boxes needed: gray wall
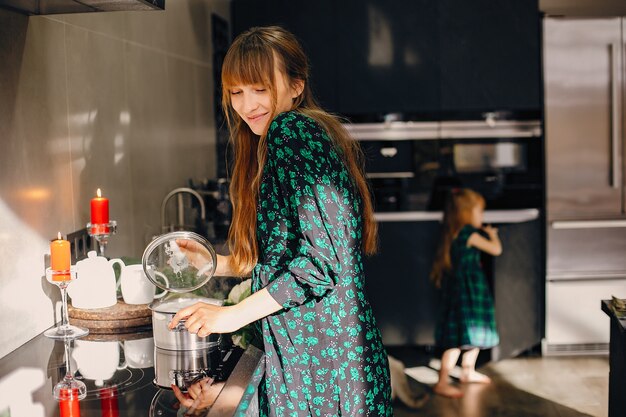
[0,0,230,358]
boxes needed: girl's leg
[433,348,463,398]
[460,348,491,384]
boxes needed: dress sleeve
[458,224,478,247]
[257,113,345,309]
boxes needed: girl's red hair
[430,188,485,288]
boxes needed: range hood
[0,0,164,15]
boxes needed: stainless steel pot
[149,296,222,351]
[153,345,221,390]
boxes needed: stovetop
[0,330,247,417]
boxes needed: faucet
[160,187,206,233]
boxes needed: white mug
[123,337,154,368]
[120,264,168,305]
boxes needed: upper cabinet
[438,0,542,114]
[336,0,440,115]
[231,0,542,119]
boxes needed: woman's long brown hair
[430,189,485,288]
[221,26,377,276]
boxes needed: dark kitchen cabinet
[438,0,542,113]
[336,0,440,115]
[364,218,542,359]
[231,0,541,117]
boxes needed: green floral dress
[252,111,392,416]
[435,225,499,350]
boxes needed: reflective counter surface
[0,328,263,417]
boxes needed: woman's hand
[175,239,233,277]
[168,302,243,337]
[171,377,214,415]
[168,288,283,338]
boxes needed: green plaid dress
[252,111,392,416]
[435,225,499,350]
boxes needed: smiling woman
[167,26,393,416]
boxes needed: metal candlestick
[86,220,117,257]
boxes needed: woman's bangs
[222,46,273,90]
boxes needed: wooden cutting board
[68,301,152,333]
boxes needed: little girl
[430,188,502,398]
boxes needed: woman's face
[229,65,303,135]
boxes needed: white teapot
[68,251,123,309]
[73,340,126,386]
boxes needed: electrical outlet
[66,228,92,263]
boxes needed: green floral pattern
[252,111,392,416]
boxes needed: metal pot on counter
[142,231,219,351]
[149,297,221,351]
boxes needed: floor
[388,347,609,417]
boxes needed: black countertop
[0,328,263,417]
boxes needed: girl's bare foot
[433,382,464,398]
[460,370,492,384]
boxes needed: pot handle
[170,320,188,332]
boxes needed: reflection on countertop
[0,329,263,417]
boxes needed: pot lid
[142,231,217,293]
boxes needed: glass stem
[63,338,73,380]
[59,283,70,330]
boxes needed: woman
[169,26,392,415]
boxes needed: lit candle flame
[96,188,102,198]
[57,231,62,240]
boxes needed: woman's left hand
[168,303,242,337]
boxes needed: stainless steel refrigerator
[544,17,626,355]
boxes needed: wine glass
[44,267,89,340]
[53,338,87,402]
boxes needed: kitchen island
[0,328,263,417]
[601,300,626,417]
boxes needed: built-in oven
[348,119,544,353]
[347,119,543,212]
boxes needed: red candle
[99,386,119,417]
[50,232,71,281]
[90,188,109,225]
[59,387,81,417]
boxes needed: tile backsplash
[0,1,229,358]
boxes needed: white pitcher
[69,251,122,309]
[119,264,168,305]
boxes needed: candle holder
[86,220,117,257]
[53,338,87,403]
[44,267,89,340]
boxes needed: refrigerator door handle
[609,42,622,189]
[551,219,626,229]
